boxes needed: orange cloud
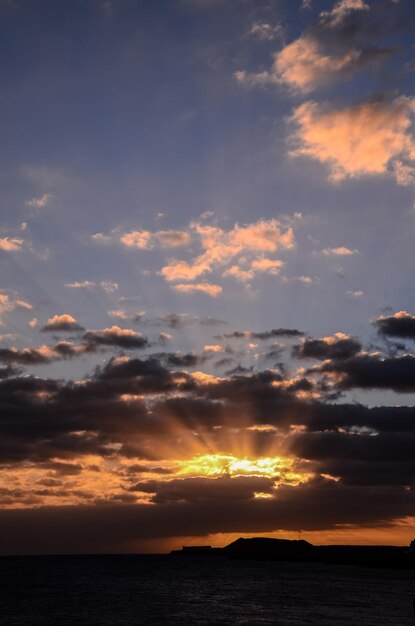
[42,314,83,332]
[161,219,293,286]
[289,97,415,183]
[320,0,369,27]
[0,237,24,252]
[119,229,190,250]
[172,283,223,297]
[245,36,363,93]
[120,230,153,249]
[0,294,32,324]
[322,246,359,256]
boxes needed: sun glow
[178,453,309,485]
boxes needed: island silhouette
[171,537,415,569]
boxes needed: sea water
[0,555,414,625]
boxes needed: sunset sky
[1,0,415,553]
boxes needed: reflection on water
[0,555,414,625]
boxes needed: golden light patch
[177,453,309,485]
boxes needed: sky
[0,0,415,554]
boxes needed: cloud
[315,353,415,392]
[120,230,153,249]
[223,258,284,283]
[161,219,294,287]
[204,344,226,353]
[0,344,81,366]
[289,97,415,183]
[155,230,191,247]
[0,482,413,553]
[155,313,225,329]
[25,193,53,209]
[393,161,415,186]
[119,229,190,249]
[1,312,415,549]
[94,219,294,295]
[293,333,362,360]
[249,22,283,42]
[374,311,415,339]
[172,283,223,297]
[0,237,24,252]
[236,0,393,94]
[82,326,149,350]
[237,37,363,93]
[41,314,84,332]
[322,246,359,256]
[0,294,32,324]
[65,280,96,289]
[218,328,304,341]
[320,0,369,28]
[130,475,275,504]
[100,281,118,293]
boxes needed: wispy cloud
[0,294,32,324]
[25,193,53,209]
[171,283,223,297]
[65,281,96,289]
[322,246,359,256]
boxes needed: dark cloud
[41,315,84,332]
[154,352,208,368]
[129,475,275,503]
[293,335,361,360]
[82,328,149,350]
[125,465,173,476]
[315,353,415,392]
[156,314,225,329]
[218,329,304,340]
[374,311,415,340]
[0,365,20,378]
[0,481,413,553]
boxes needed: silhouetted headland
[171,537,415,569]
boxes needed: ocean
[0,555,414,625]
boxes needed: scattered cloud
[65,281,96,289]
[172,283,223,297]
[82,326,149,350]
[0,237,24,252]
[289,97,415,183]
[155,313,225,329]
[218,328,304,341]
[374,311,415,339]
[120,229,190,249]
[0,294,32,324]
[100,281,118,294]
[25,193,53,209]
[236,37,367,93]
[41,314,84,332]
[322,246,359,256]
[294,332,361,360]
[249,22,283,42]
[108,309,145,322]
[320,0,369,28]
[160,219,294,290]
[236,1,392,94]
